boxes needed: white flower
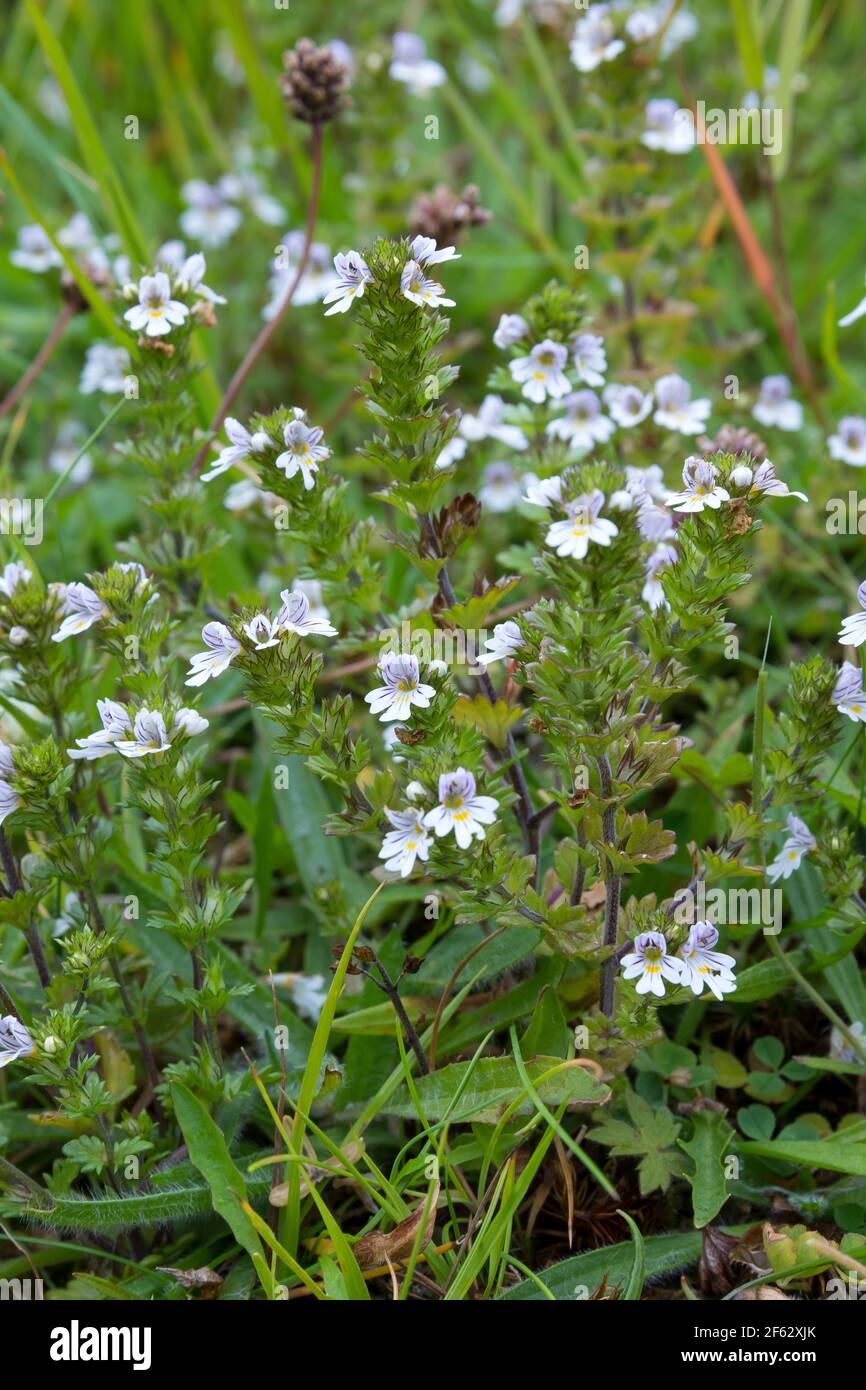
[570,5,625,72]
[405,780,426,801]
[184,622,241,687]
[510,339,571,404]
[365,653,435,723]
[0,743,16,780]
[224,480,270,512]
[11,224,63,273]
[409,235,460,268]
[124,272,190,338]
[0,562,30,598]
[493,313,528,349]
[839,274,866,329]
[603,382,653,428]
[766,814,817,882]
[68,698,131,760]
[479,461,523,512]
[653,374,711,434]
[829,416,866,467]
[322,250,373,315]
[620,931,681,998]
[276,589,338,637]
[459,395,528,451]
[80,342,130,394]
[546,389,615,450]
[275,410,330,490]
[610,463,670,511]
[477,620,522,666]
[642,542,677,612]
[423,768,498,849]
[677,922,737,1000]
[179,179,242,248]
[114,709,171,759]
[177,251,226,308]
[293,579,331,627]
[522,473,563,509]
[201,417,272,482]
[389,31,447,95]
[217,170,285,227]
[637,497,676,542]
[839,581,866,648]
[243,614,281,649]
[435,435,468,471]
[400,259,455,309]
[659,6,699,55]
[289,973,328,1022]
[545,490,619,559]
[833,661,866,723]
[572,332,607,387]
[173,707,209,738]
[0,1016,33,1068]
[666,457,729,513]
[0,780,19,828]
[641,98,696,154]
[52,582,107,642]
[730,460,808,503]
[49,421,92,487]
[379,807,432,877]
[625,9,660,43]
[265,236,339,317]
[752,374,803,432]
[8,626,29,647]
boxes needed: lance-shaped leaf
[451,694,523,749]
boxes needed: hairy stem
[597,754,621,1017]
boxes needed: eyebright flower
[610,464,670,512]
[114,709,172,759]
[10,224,63,274]
[423,768,498,848]
[479,461,523,512]
[293,578,331,627]
[275,409,330,490]
[833,661,866,723]
[766,814,817,882]
[52,582,107,642]
[124,271,190,338]
[176,251,226,310]
[729,459,808,502]
[276,588,338,637]
[570,4,625,72]
[243,614,282,650]
[477,620,522,666]
[378,807,432,877]
[179,179,242,248]
[322,250,373,315]
[677,923,737,1000]
[202,417,272,482]
[365,653,435,723]
[80,342,130,395]
[571,332,607,387]
[666,457,730,513]
[493,313,528,349]
[637,496,676,542]
[546,390,614,450]
[642,542,677,612]
[0,1016,34,1068]
[185,622,242,687]
[389,31,447,95]
[522,473,563,508]
[0,561,31,598]
[625,8,660,43]
[400,259,455,310]
[641,98,696,154]
[839,274,866,328]
[653,374,711,435]
[409,235,460,268]
[828,416,866,467]
[173,707,209,738]
[265,234,339,318]
[838,581,866,648]
[281,973,328,1022]
[603,382,653,428]
[509,339,571,404]
[545,490,619,559]
[68,699,131,760]
[620,931,681,998]
[459,395,528,451]
[752,374,803,432]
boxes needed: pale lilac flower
[49,421,92,486]
[642,542,677,612]
[293,579,331,628]
[610,464,670,511]
[435,435,468,471]
[459,395,528,451]
[243,614,281,650]
[0,1016,33,1068]
[477,620,522,666]
[766,814,816,883]
[288,973,328,1021]
[677,923,737,1000]
[123,272,189,338]
[114,709,171,759]
[637,497,677,542]
[173,707,209,738]
[275,410,330,490]
[838,581,866,648]
[479,461,523,512]
[52,583,107,642]
[752,375,803,432]
[217,170,285,227]
[666,457,729,513]
[545,490,619,559]
[223,480,269,512]
[11,224,63,274]
[546,390,614,450]
[389,31,447,95]
[276,589,337,637]
[660,6,699,55]
[833,661,866,723]
[572,332,607,387]
[839,275,866,329]
[0,743,16,778]
[184,622,241,687]
[625,9,660,43]
[179,179,242,248]
[729,459,808,502]
[0,562,30,598]
[522,473,563,508]
[493,313,528,349]
[641,98,696,154]
[155,239,188,272]
[0,781,19,827]
[365,653,435,723]
[322,250,373,315]
[400,259,455,310]
[265,235,338,317]
[378,807,432,877]
[603,382,653,428]
[8,627,29,647]
[201,417,272,482]
[405,780,426,801]
[653,374,710,434]
[409,235,460,268]
[620,931,681,998]
[80,342,130,395]
[510,339,571,404]
[570,4,625,72]
[68,699,131,761]
[423,768,498,849]
[828,417,866,467]
[177,251,226,307]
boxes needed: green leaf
[679,1110,734,1228]
[384,1054,608,1125]
[171,1082,264,1265]
[520,986,571,1059]
[589,1091,681,1195]
[451,694,523,750]
[737,1103,776,1140]
[618,1209,646,1301]
[739,1137,866,1178]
